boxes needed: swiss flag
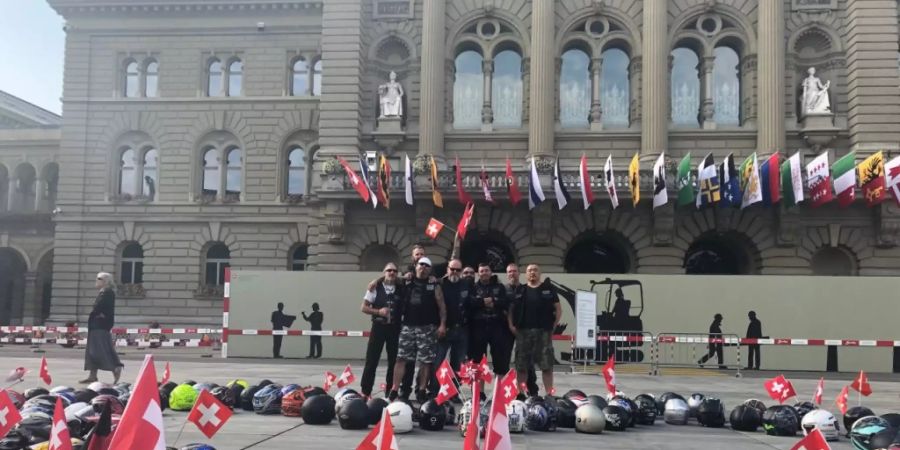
[601,355,616,397]
[324,371,337,392]
[434,359,459,406]
[835,385,849,415]
[424,218,444,240]
[764,374,797,404]
[357,407,398,450]
[107,354,166,450]
[188,389,233,439]
[160,362,171,385]
[0,389,23,442]
[49,397,72,450]
[458,361,476,385]
[456,156,474,205]
[484,371,518,450]
[790,428,832,450]
[478,355,494,384]
[337,365,356,388]
[339,157,372,204]
[456,203,475,240]
[463,381,481,450]
[813,377,824,406]
[39,356,52,386]
[849,370,872,396]
[505,158,522,206]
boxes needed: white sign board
[575,290,597,349]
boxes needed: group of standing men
[360,245,562,403]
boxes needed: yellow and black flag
[430,156,443,208]
[377,153,391,209]
[857,151,885,207]
[628,153,640,207]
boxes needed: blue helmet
[252,384,284,415]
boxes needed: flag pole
[172,419,189,447]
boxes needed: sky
[0,1,65,114]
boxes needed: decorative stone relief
[652,204,675,246]
[531,203,552,246]
[372,0,413,20]
[775,206,801,247]
[875,202,900,248]
[324,201,345,243]
[792,0,838,11]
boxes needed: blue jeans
[428,325,468,395]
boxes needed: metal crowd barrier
[0,326,221,356]
[654,332,743,377]
[569,330,655,375]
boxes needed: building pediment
[0,91,61,130]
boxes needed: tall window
[601,48,630,128]
[208,60,224,97]
[453,50,484,129]
[204,243,230,286]
[120,243,144,285]
[312,60,322,96]
[142,149,158,200]
[119,148,137,195]
[124,61,140,98]
[492,50,523,127]
[292,58,308,96]
[291,245,308,271]
[202,148,219,195]
[713,46,740,126]
[225,148,242,194]
[560,48,591,128]
[145,60,159,98]
[671,47,700,127]
[287,147,306,196]
[228,59,243,96]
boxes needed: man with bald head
[428,258,473,400]
[505,263,540,397]
[509,264,561,396]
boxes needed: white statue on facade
[378,71,404,118]
[801,67,831,116]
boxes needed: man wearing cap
[388,256,447,403]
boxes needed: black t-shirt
[511,281,559,330]
[402,278,440,327]
[520,286,544,329]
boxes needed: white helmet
[801,409,841,441]
[387,401,414,434]
[457,400,474,437]
[575,404,606,434]
[335,392,362,414]
[506,400,527,433]
[64,402,89,422]
[664,398,690,425]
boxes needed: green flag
[676,153,694,206]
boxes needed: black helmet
[301,394,336,425]
[763,405,799,436]
[525,403,550,431]
[563,389,588,407]
[0,430,29,450]
[602,405,628,431]
[305,387,327,398]
[657,392,684,415]
[730,405,763,432]
[881,413,900,429]
[697,398,726,428]
[338,398,371,430]
[524,396,544,409]
[210,386,236,409]
[252,384,284,415]
[418,400,447,431]
[228,385,245,406]
[158,389,169,412]
[850,416,895,450]
[609,397,635,427]
[743,399,768,416]
[556,398,577,428]
[367,397,389,426]
[542,396,559,432]
[193,383,218,394]
[73,389,97,404]
[24,388,49,400]
[633,395,658,425]
[794,401,818,426]
[258,379,274,388]
[182,380,197,386]
[97,388,119,397]
[240,385,261,411]
[585,395,608,410]
[844,406,876,436]
[160,382,179,396]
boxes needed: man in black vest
[360,262,404,398]
[468,262,510,393]
[509,264,560,396]
[505,263,541,397]
[428,258,472,400]
[388,257,447,403]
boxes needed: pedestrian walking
[80,272,124,384]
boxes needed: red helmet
[5,390,26,409]
[91,394,125,415]
[281,389,309,417]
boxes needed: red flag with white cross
[434,359,459,406]
[356,408,398,450]
[337,365,356,389]
[107,355,166,450]
[484,371,518,450]
[849,370,872,396]
[790,428,831,450]
[835,385,849,415]
[764,374,797,404]
[39,356,52,386]
[478,355,494,384]
[0,390,23,443]
[188,389,233,439]
[456,203,475,239]
[424,218,444,240]
[49,397,72,450]
[160,362,171,385]
[339,157,372,204]
[602,355,616,397]
[813,377,824,406]
[324,371,337,392]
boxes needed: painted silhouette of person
[271,302,296,358]
[697,313,725,369]
[302,303,324,358]
[745,311,763,370]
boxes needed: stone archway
[0,248,27,325]
[36,250,54,324]
[811,246,857,276]
[360,244,401,272]
[460,231,516,273]
[564,232,634,274]
[684,232,758,275]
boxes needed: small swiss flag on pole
[48,397,72,450]
[424,218,444,240]
[337,365,356,389]
[323,371,337,392]
[601,354,616,397]
[764,374,797,404]
[39,356,52,386]
[477,355,494,384]
[356,407,398,450]
[434,359,459,406]
[187,389,233,439]
[160,362,171,385]
[835,385,849,415]
[0,388,23,440]
[789,428,831,450]
[813,377,824,406]
[849,370,872,397]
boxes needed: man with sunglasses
[427,258,473,401]
[360,262,404,398]
[468,262,511,395]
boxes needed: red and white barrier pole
[222,267,231,358]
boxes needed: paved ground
[2,348,898,450]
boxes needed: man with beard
[505,263,540,397]
[427,258,472,400]
[360,262,404,398]
[509,264,561,396]
[468,263,510,395]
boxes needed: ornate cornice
[48,0,322,17]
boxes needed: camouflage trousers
[514,328,554,372]
[398,325,438,364]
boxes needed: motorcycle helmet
[4,390,26,409]
[743,399,768,416]
[457,400,474,437]
[96,387,119,397]
[525,403,550,431]
[160,382,178,396]
[795,401,818,428]
[50,386,74,394]
[556,397,578,428]
[387,401,413,434]
[367,397,389,426]
[524,396,544,408]
[86,382,110,394]
[657,392,685,415]
[226,379,249,390]
[418,400,446,431]
[881,413,900,429]
[73,389,97,405]
[281,389,307,417]
[210,386,236,409]
[180,445,216,450]
[542,395,559,431]
[91,394,125,416]
[730,404,763,432]
[16,412,52,443]
[182,380,198,386]
[802,409,841,441]
[602,405,628,431]
[845,406,876,437]
[117,390,131,408]
[575,404,606,434]
[252,384,284,415]
[687,393,705,418]
[301,394,336,425]
[478,400,492,435]
[22,397,55,415]
[257,379,273,388]
[170,384,199,411]
[193,383,217,394]
[24,388,49,400]
[608,397,634,428]
[849,416,895,450]
[634,395,658,425]
[0,430,29,450]
[280,384,301,396]
[305,387,327,398]
[664,398,690,425]
[763,405,800,436]
[586,395,607,410]
[506,400,527,433]
[158,389,170,412]
[339,398,371,430]
[240,385,261,411]
[697,397,726,428]
[564,389,588,406]
[336,392,363,415]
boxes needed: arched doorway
[811,246,857,276]
[36,250,54,324]
[460,232,515,273]
[684,232,757,275]
[360,244,400,271]
[0,248,27,325]
[564,233,633,274]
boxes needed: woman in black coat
[80,272,124,384]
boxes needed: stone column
[418,0,445,156]
[641,0,668,153]
[481,59,494,130]
[589,57,603,130]
[629,56,642,128]
[34,176,43,212]
[700,56,716,129]
[21,272,38,325]
[527,0,555,157]
[7,178,15,211]
[757,0,786,152]
[741,54,758,127]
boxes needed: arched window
[202,148,219,195]
[671,47,701,127]
[39,163,59,211]
[120,243,144,285]
[684,233,755,275]
[291,58,308,96]
[291,245,308,271]
[208,60,224,97]
[360,244,400,271]
[565,236,631,274]
[225,148,242,194]
[492,50,522,128]
[601,48,631,128]
[460,233,514,273]
[142,149,158,200]
[560,48,591,128]
[312,60,322,96]
[713,46,740,126]
[204,243,230,286]
[228,59,243,96]
[145,60,159,98]
[119,148,137,196]
[453,50,484,129]
[287,147,306,196]
[124,61,140,98]
[811,247,857,276]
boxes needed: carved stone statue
[801,67,831,116]
[378,71,404,118]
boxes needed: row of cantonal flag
[337,150,900,212]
